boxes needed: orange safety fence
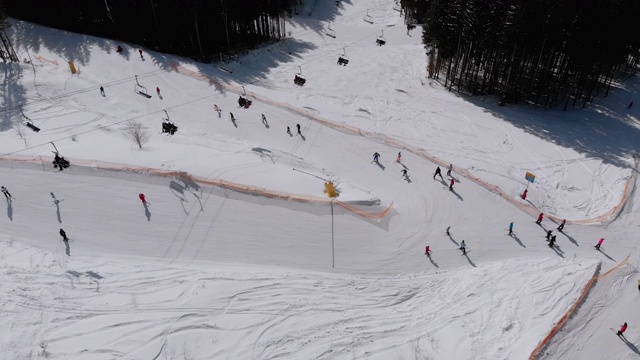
[528,255,630,360]
[168,61,636,226]
[34,55,59,65]
[0,155,394,221]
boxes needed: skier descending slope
[139,193,149,205]
[459,240,467,255]
[1,186,12,201]
[508,222,514,236]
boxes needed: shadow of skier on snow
[143,203,151,221]
[462,252,476,267]
[64,240,71,256]
[447,233,459,246]
[374,161,385,171]
[6,201,12,221]
[55,201,62,223]
[560,231,579,246]
[450,188,463,201]
[426,254,439,268]
[550,244,564,258]
[510,234,526,248]
[622,337,640,355]
[597,248,616,262]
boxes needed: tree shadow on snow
[0,64,27,132]
[290,0,353,34]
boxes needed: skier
[261,114,267,124]
[595,238,604,250]
[59,228,69,241]
[100,86,105,96]
[230,112,235,122]
[449,178,455,190]
[1,186,11,201]
[287,126,292,135]
[139,49,144,59]
[296,123,301,135]
[546,229,553,240]
[548,235,556,248]
[536,213,544,224]
[139,193,147,205]
[156,87,161,96]
[447,164,453,177]
[459,240,467,255]
[508,222,514,236]
[521,189,528,200]
[557,219,566,231]
[373,152,381,162]
[628,101,634,109]
[401,169,408,178]
[617,322,628,337]
[446,226,451,236]
[425,245,431,256]
[396,152,402,163]
[433,166,442,179]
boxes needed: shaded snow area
[1,0,640,359]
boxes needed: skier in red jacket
[449,178,455,190]
[425,246,431,255]
[536,213,544,224]
[617,322,628,336]
[139,193,147,205]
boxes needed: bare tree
[123,120,149,149]
[13,123,28,147]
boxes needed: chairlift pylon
[134,75,152,99]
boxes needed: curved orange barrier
[528,255,630,359]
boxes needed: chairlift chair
[376,30,386,46]
[363,9,374,24]
[325,22,336,38]
[393,1,402,12]
[134,75,152,99]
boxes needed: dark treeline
[400,0,640,109]
[4,0,300,61]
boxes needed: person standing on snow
[100,86,105,96]
[296,123,302,135]
[59,228,69,241]
[536,213,544,224]
[139,49,144,60]
[546,229,553,240]
[425,245,431,256]
[557,219,566,231]
[548,235,556,248]
[508,222,514,236]
[287,126,292,135]
[1,186,12,201]
[459,240,467,254]
[618,322,628,337]
[447,164,453,177]
[156,87,161,96]
[139,193,147,205]
[433,166,442,179]
[373,152,380,162]
[449,178,455,190]
[396,152,402,163]
[595,238,604,250]
[401,169,408,178]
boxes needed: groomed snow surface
[1,0,640,359]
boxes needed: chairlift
[376,30,386,46]
[161,110,178,135]
[393,1,402,12]
[325,22,336,38]
[363,9,374,24]
[134,75,152,99]
[50,142,70,171]
[337,48,349,66]
[18,105,41,132]
[294,66,306,86]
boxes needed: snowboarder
[59,228,68,241]
[508,222,514,236]
[449,178,455,190]
[536,213,544,224]
[296,123,301,135]
[447,164,453,177]
[401,169,408,178]
[139,193,147,205]
[287,126,292,135]
[139,49,144,60]
[1,186,11,201]
[595,238,604,250]
[446,226,451,236]
[459,240,467,254]
[433,166,442,179]
[548,235,556,248]
[617,322,628,336]
[425,245,431,255]
[373,152,380,162]
[628,101,634,109]
[396,152,402,163]
[546,229,553,240]
[100,86,105,96]
[557,219,566,231]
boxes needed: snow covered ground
[1,0,640,359]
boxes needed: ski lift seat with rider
[376,30,386,46]
[337,47,349,66]
[50,142,70,171]
[238,96,252,108]
[160,110,178,135]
